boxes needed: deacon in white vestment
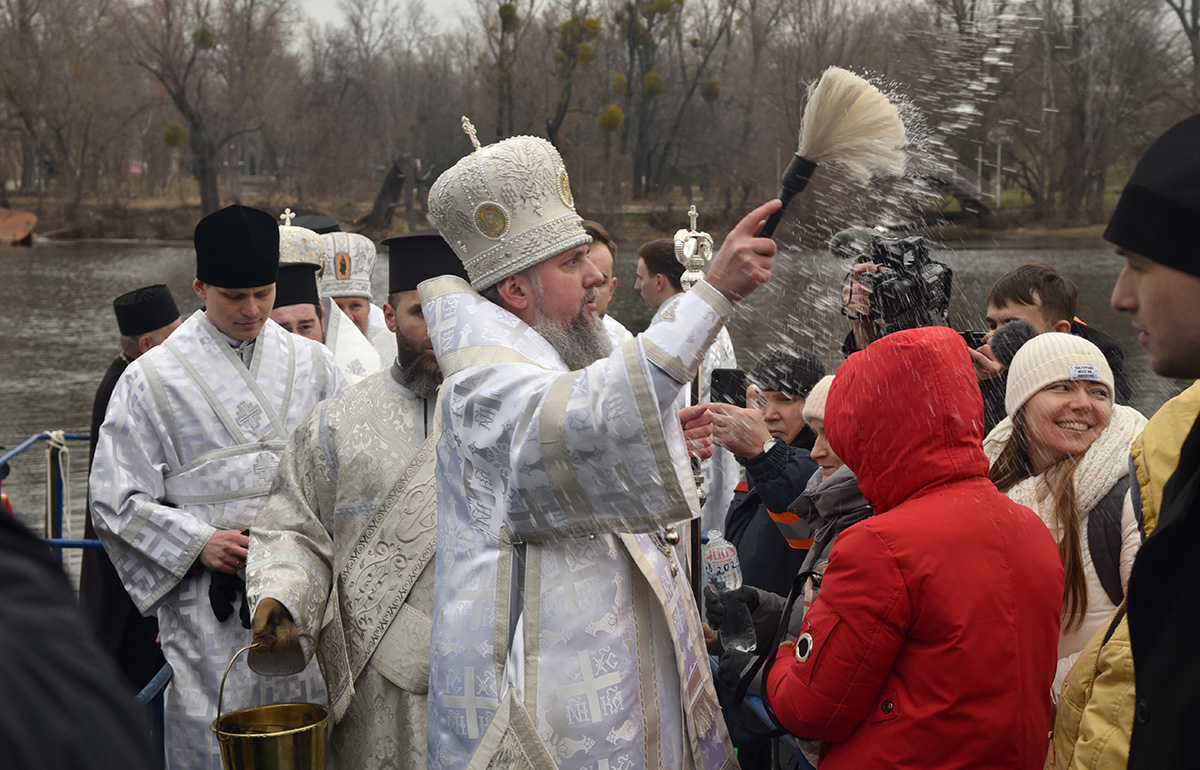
[90,205,345,770]
[422,124,782,770]
[246,230,469,770]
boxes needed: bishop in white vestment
[90,205,345,770]
[421,125,780,770]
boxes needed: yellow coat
[1045,381,1200,769]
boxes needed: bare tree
[1164,0,1200,107]
[116,0,295,214]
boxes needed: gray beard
[532,309,612,370]
[529,278,612,370]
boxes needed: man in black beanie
[245,230,467,768]
[80,284,180,693]
[1101,114,1200,769]
[89,204,345,770]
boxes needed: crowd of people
[4,112,1200,770]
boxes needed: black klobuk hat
[194,205,280,288]
[382,229,469,294]
[113,284,180,336]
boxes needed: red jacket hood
[826,327,988,513]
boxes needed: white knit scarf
[983,404,1148,535]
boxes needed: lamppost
[989,126,1013,205]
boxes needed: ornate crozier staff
[673,204,715,605]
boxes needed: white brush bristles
[797,67,908,184]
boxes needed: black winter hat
[273,263,321,309]
[291,215,340,234]
[383,229,469,294]
[112,284,180,336]
[1104,114,1200,278]
[194,205,280,288]
[749,344,826,398]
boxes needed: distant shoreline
[7,197,1113,248]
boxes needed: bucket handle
[217,632,330,727]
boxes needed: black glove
[716,648,756,692]
[704,585,761,630]
[209,571,251,629]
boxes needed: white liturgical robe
[247,363,439,770]
[90,310,345,770]
[419,275,739,770]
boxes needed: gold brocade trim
[494,528,515,688]
[622,343,692,515]
[439,346,542,377]
[690,279,734,320]
[539,373,593,515]
[631,572,664,770]
[642,338,691,385]
[417,273,470,302]
[464,689,557,770]
[523,543,542,720]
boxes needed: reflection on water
[0,237,1188,557]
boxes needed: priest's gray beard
[396,334,442,400]
[530,278,612,370]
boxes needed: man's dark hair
[582,220,618,265]
[987,263,1078,324]
[636,238,684,292]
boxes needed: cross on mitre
[280,208,295,226]
[462,117,481,150]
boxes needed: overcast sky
[297,0,473,30]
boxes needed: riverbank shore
[6,195,1112,246]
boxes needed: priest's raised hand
[703,198,782,303]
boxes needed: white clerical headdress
[277,210,324,267]
[319,232,378,299]
[427,117,590,290]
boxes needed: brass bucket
[211,633,330,770]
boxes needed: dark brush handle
[758,154,818,239]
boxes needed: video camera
[832,228,953,337]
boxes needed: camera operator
[971,263,1132,430]
[838,235,1132,432]
[834,227,953,354]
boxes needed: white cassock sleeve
[90,370,217,616]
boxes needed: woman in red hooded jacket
[765,326,1064,769]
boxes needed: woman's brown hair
[988,411,1087,632]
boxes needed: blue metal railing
[0,431,98,553]
[137,663,174,767]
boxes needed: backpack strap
[1088,475,1132,607]
[1102,601,1127,646]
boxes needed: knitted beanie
[1104,113,1200,278]
[802,375,835,423]
[1005,332,1114,416]
[749,345,826,399]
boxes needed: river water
[0,237,1188,579]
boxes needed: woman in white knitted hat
[984,331,1147,697]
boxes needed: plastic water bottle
[703,530,743,592]
[703,531,756,653]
